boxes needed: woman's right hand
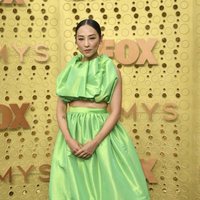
[66,137,82,155]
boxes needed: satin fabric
[56,54,118,103]
[49,107,150,200]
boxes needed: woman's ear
[100,34,104,43]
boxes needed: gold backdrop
[0,0,199,199]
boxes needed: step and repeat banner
[0,0,200,199]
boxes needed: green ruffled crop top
[56,54,118,103]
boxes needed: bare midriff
[69,100,108,108]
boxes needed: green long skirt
[49,107,150,200]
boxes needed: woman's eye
[78,38,84,41]
[90,37,96,40]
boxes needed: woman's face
[76,24,101,61]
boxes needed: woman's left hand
[74,140,98,159]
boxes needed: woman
[49,19,150,200]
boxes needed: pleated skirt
[49,107,150,200]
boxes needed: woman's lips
[84,49,91,53]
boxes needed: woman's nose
[84,39,89,47]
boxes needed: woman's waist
[68,100,108,109]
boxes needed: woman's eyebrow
[77,34,97,37]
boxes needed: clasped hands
[67,137,98,159]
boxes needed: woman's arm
[56,97,71,141]
[74,68,122,158]
[56,97,82,153]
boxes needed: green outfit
[49,54,150,200]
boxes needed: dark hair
[75,19,102,38]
